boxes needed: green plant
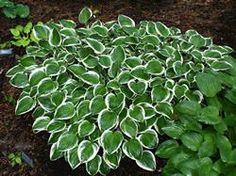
[0,0,29,19]
[7,152,22,167]
[10,22,38,47]
[4,93,16,105]
[6,7,236,175]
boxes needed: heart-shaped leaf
[120,117,138,138]
[15,96,36,115]
[57,132,78,151]
[128,80,147,95]
[101,130,124,154]
[136,151,156,171]
[78,120,96,137]
[138,129,159,149]
[122,139,143,159]
[78,140,99,163]
[86,155,102,175]
[98,109,118,131]
[195,72,221,97]
[54,102,75,120]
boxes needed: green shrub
[6,7,236,175]
[0,0,29,19]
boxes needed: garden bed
[0,0,236,175]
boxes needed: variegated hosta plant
[6,7,236,175]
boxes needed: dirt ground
[0,0,236,175]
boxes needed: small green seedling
[7,152,22,167]
[10,22,38,47]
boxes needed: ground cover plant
[0,0,29,19]
[6,7,236,176]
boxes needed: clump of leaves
[6,7,236,175]
[10,22,38,47]
[7,152,22,167]
[0,0,29,19]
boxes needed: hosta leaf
[128,105,145,122]
[15,96,36,115]
[162,124,185,139]
[125,56,142,68]
[50,143,63,161]
[47,119,66,133]
[20,56,36,68]
[156,140,179,158]
[103,150,122,169]
[86,155,102,175]
[175,100,201,116]
[198,134,215,158]
[195,72,221,97]
[128,80,147,95]
[99,159,111,175]
[57,132,78,151]
[98,109,118,131]
[86,38,105,54]
[90,95,106,115]
[146,59,164,75]
[156,22,170,38]
[120,117,138,138]
[111,46,126,63]
[37,78,58,95]
[29,69,47,86]
[68,147,80,169]
[198,106,221,125]
[79,7,92,24]
[32,116,50,133]
[211,60,232,71]
[123,139,143,159]
[118,71,132,84]
[138,129,159,149]
[77,100,90,119]
[180,132,203,151]
[10,72,28,88]
[93,84,107,96]
[189,34,206,47]
[151,85,170,103]
[216,134,232,162]
[92,25,108,37]
[98,55,112,68]
[105,92,125,111]
[142,35,160,45]
[198,157,213,176]
[81,71,100,85]
[54,102,75,120]
[60,19,77,28]
[78,140,99,163]
[204,50,221,58]
[49,28,61,46]
[83,55,98,68]
[118,15,135,27]
[101,130,123,154]
[78,120,96,137]
[51,91,65,106]
[68,64,86,78]
[15,4,29,18]
[6,65,25,77]
[33,25,49,40]
[155,102,173,118]
[136,150,156,171]
[131,66,149,80]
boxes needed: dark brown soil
[0,0,235,176]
